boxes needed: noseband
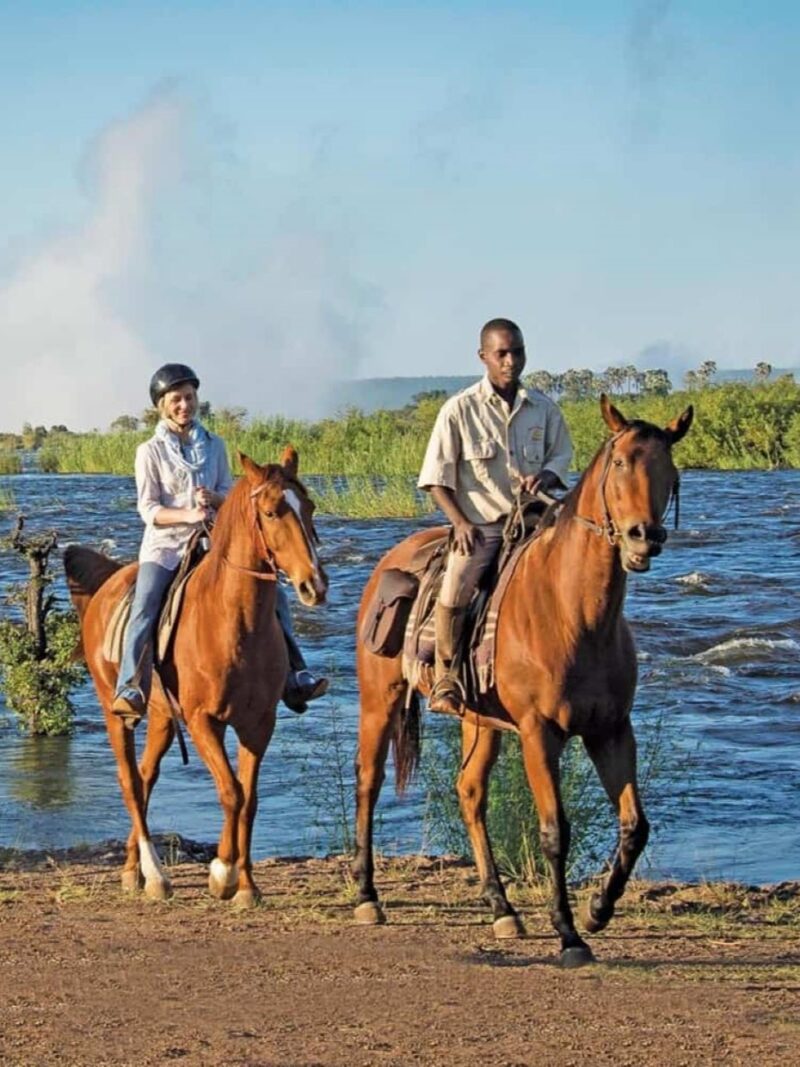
[573,431,681,546]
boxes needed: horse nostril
[628,523,647,543]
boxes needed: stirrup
[111,694,146,729]
[429,676,466,716]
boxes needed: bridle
[221,480,280,581]
[572,430,681,546]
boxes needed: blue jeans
[116,567,307,705]
[115,562,174,705]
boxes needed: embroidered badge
[529,426,544,441]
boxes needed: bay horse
[352,395,693,966]
[65,448,327,907]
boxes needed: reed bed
[310,476,434,518]
[32,379,800,486]
[0,451,22,475]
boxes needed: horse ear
[600,393,628,433]
[280,445,299,478]
[665,405,694,445]
[238,451,263,484]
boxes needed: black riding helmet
[149,363,200,406]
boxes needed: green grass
[0,451,21,475]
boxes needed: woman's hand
[186,505,209,525]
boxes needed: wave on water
[693,636,800,667]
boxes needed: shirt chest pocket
[463,439,497,463]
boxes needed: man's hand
[520,469,563,496]
[452,520,484,556]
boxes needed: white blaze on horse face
[284,487,325,592]
[139,837,165,884]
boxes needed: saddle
[362,494,561,708]
[102,529,209,668]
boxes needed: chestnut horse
[65,448,327,907]
[352,396,692,965]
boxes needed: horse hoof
[144,878,173,902]
[209,858,239,900]
[354,900,386,925]
[120,867,143,893]
[560,944,595,969]
[493,914,526,940]
[232,888,261,910]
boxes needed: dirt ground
[0,839,798,1066]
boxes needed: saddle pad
[102,586,134,664]
[101,570,194,667]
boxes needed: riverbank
[1,840,798,1066]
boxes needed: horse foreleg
[105,710,172,900]
[123,714,175,893]
[351,683,401,925]
[456,722,525,939]
[520,719,594,967]
[583,720,649,934]
[232,723,273,909]
[188,713,243,900]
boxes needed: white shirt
[135,428,233,569]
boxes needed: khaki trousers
[438,520,505,609]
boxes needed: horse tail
[392,687,421,795]
[63,546,124,645]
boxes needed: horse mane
[203,465,284,584]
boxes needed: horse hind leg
[352,674,407,925]
[582,720,650,934]
[456,721,525,939]
[122,713,176,894]
[105,709,172,901]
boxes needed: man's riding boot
[429,603,469,716]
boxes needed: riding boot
[429,603,469,716]
[279,610,328,714]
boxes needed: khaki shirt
[418,375,573,525]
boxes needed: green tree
[754,361,772,383]
[110,414,140,432]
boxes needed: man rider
[418,318,573,715]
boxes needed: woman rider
[111,363,328,726]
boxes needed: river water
[0,470,798,884]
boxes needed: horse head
[593,394,693,573]
[238,449,328,605]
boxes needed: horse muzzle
[620,523,667,573]
[296,573,328,607]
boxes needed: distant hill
[326,368,798,415]
[327,376,478,414]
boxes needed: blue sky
[1,1,798,428]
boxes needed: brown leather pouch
[361,568,419,657]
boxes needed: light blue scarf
[155,419,211,492]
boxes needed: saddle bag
[361,568,419,657]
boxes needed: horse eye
[613,458,625,469]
